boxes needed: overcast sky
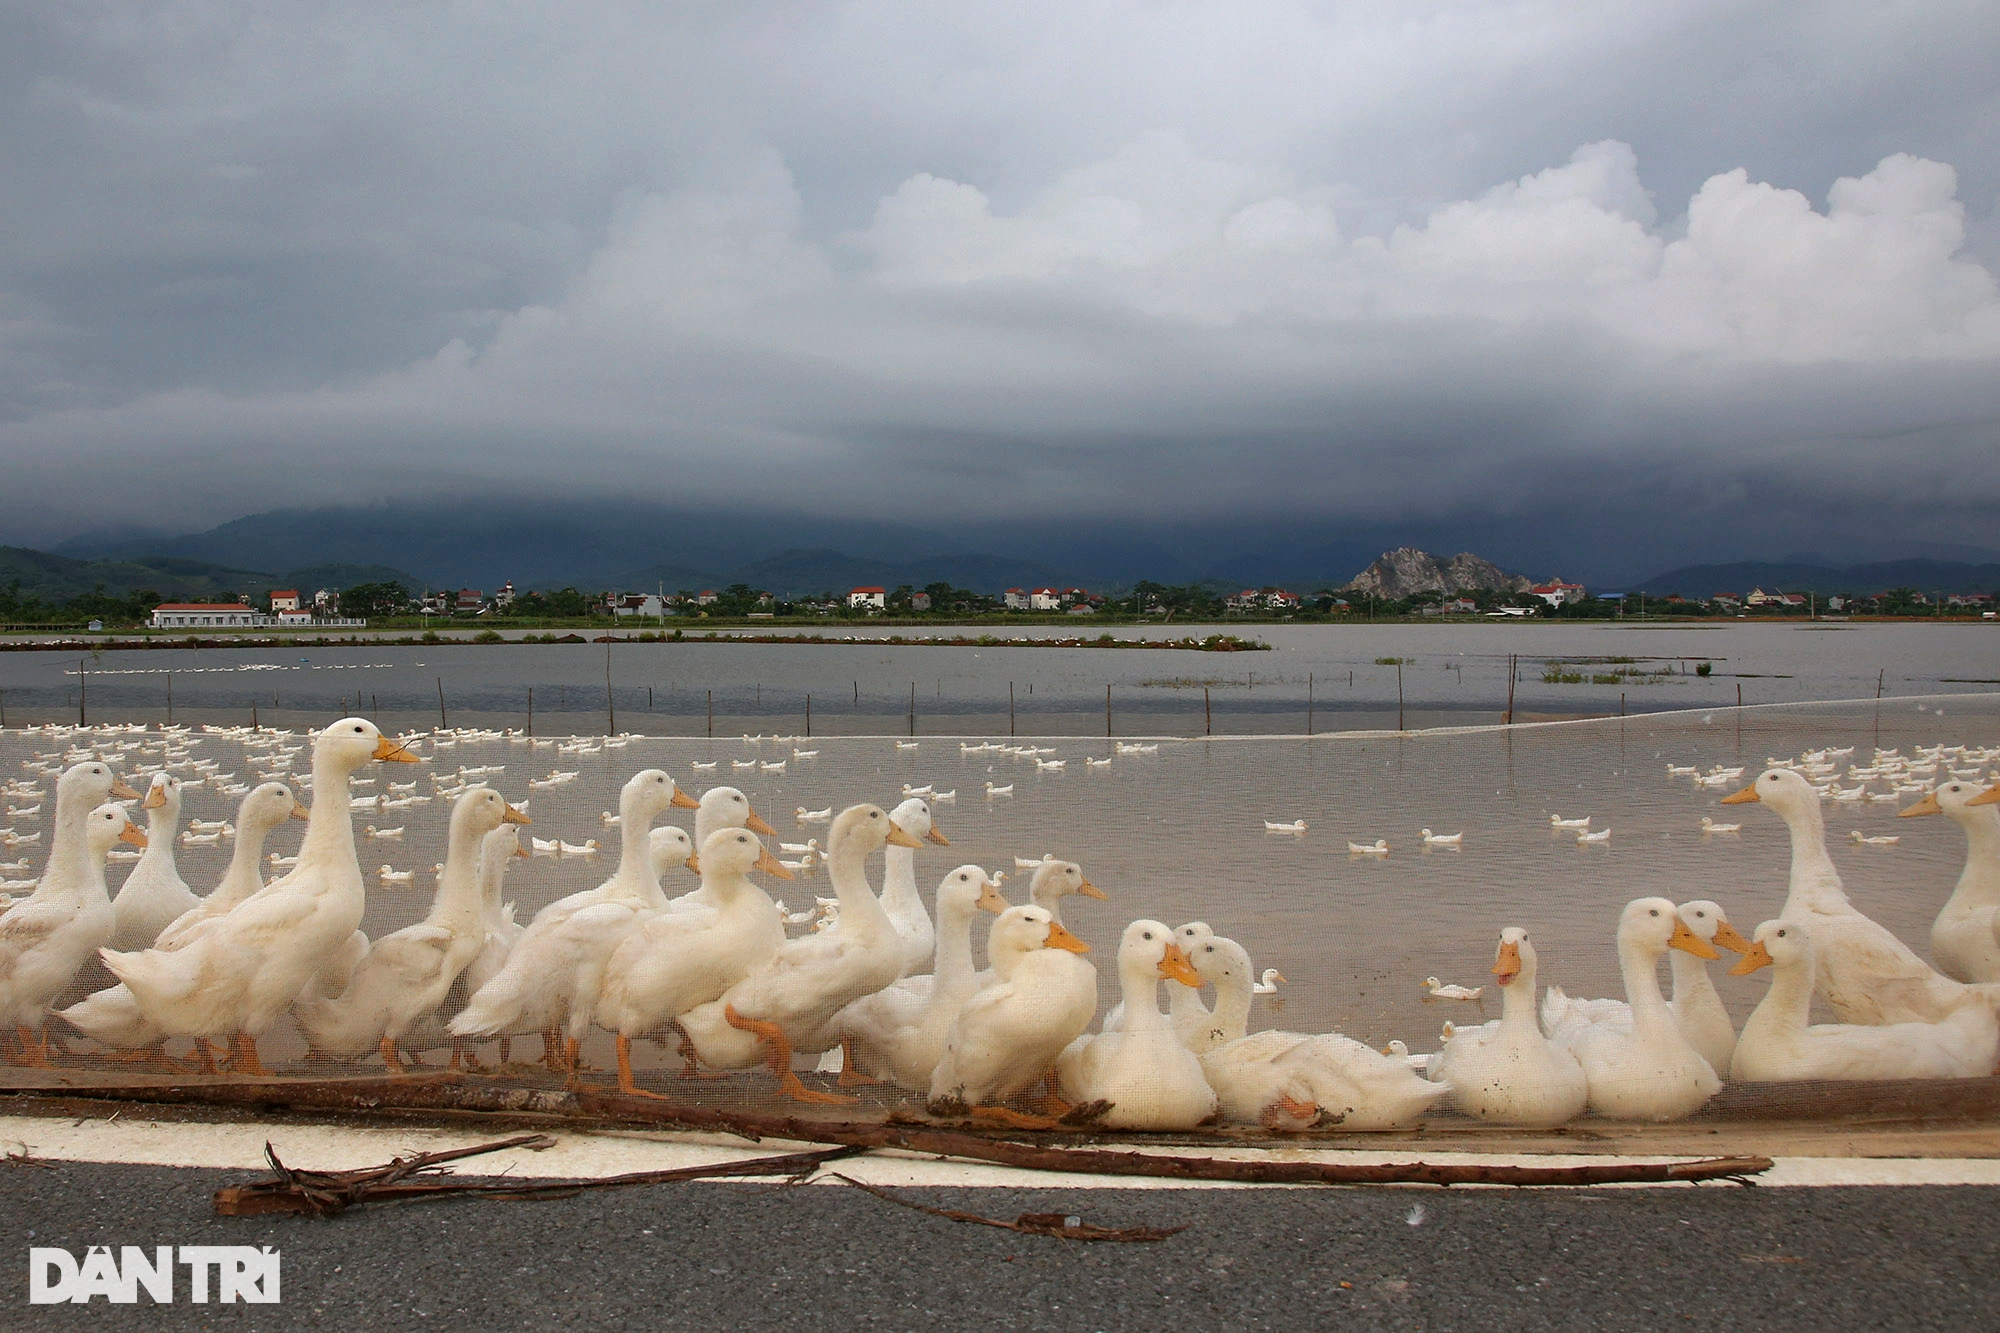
[3,1,1997,569]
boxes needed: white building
[1003,588,1030,610]
[268,589,301,613]
[1530,578,1586,607]
[1029,587,1061,612]
[611,593,671,618]
[848,586,887,610]
[151,603,272,629]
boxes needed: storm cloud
[2,2,1997,571]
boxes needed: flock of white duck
[3,719,2000,1132]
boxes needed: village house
[695,590,719,606]
[909,591,932,612]
[1003,588,1030,610]
[848,586,887,610]
[454,588,484,614]
[150,602,271,629]
[1029,587,1062,612]
[610,592,672,618]
[268,589,301,613]
[1530,578,1586,607]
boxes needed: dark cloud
[2,2,1997,567]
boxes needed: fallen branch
[571,1094,1775,1188]
[828,1173,1183,1242]
[6,1141,55,1169]
[214,1134,860,1217]
[6,1076,1776,1190]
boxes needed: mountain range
[31,501,2000,602]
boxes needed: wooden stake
[1204,686,1212,735]
[437,677,447,729]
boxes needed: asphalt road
[7,1163,1998,1330]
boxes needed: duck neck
[1755,953,1816,1034]
[213,816,277,907]
[1619,936,1674,1033]
[1029,883,1065,928]
[613,800,662,902]
[881,845,922,918]
[1118,956,1173,1034]
[1497,968,1538,1036]
[825,836,891,936]
[1202,970,1251,1044]
[136,796,181,879]
[39,778,99,900]
[1666,946,1719,1010]
[429,820,489,929]
[1944,806,2000,912]
[929,897,979,1003]
[298,751,361,872]
[1779,797,1851,914]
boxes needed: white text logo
[28,1246,281,1304]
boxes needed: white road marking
[7,1115,2000,1189]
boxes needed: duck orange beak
[1077,877,1108,900]
[374,737,420,764]
[141,783,168,810]
[671,788,700,810]
[1898,791,1943,817]
[109,778,141,801]
[744,808,775,834]
[290,802,311,820]
[975,880,1009,913]
[925,822,951,846]
[502,803,531,825]
[1044,921,1090,953]
[1720,784,1760,805]
[755,847,794,879]
[1158,941,1202,986]
[684,852,701,875]
[1709,918,1753,953]
[1492,939,1522,986]
[1668,916,1721,960]
[1731,940,1775,975]
[118,822,148,849]
[1968,784,2000,808]
[886,820,923,849]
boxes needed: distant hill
[1343,548,1531,599]
[1631,558,2000,598]
[0,546,276,604]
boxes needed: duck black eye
[1205,945,1214,953]
[1777,930,1787,938]
[1649,909,1659,917]
[1142,931,1153,940]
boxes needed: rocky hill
[1344,548,1530,599]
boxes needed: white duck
[529,771,697,929]
[668,786,774,913]
[1056,919,1218,1130]
[1429,928,1588,1127]
[971,858,1107,991]
[671,804,918,1102]
[834,865,1007,1091]
[2,801,144,1063]
[594,825,792,1095]
[927,905,1097,1125]
[107,774,199,952]
[451,770,692,1071]
[58,783,310,1056]
[1541,900,1749,1076]
[879,797,951,977]
[1542,898,1723,1120]
[100,719,418,1075]
[294,787,530,1068]
[1900,782,2000,982]
[1731,918,2000,1081]
[1103,921,1215,1039]
[1194,938,1450,1131]
[1723,768,1995,1024]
